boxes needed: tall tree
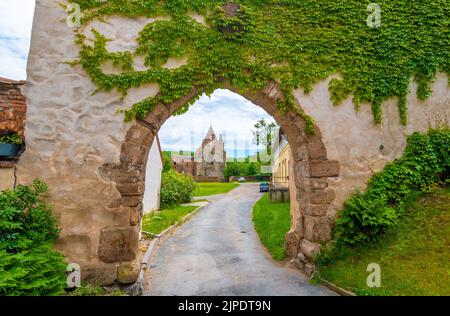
[252,118,277,161]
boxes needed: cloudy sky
[0,1,275,158]
[0,1,35,80]
[159,89,275,158]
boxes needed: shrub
[334,128,450,246]
[160,170,197,209]
[0,180,67,296]
[224,161,267,178]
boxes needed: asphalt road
[144,183,336,296]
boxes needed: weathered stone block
[120,142,147,165]
[304,263,315,277]
[98,227,140,263]
[285,229,300,257]
[98,163,144,182]
[125,124,153,147]
[130,203,143,226]
[297,251,307,263]
[304,215,332,242]
[110,196,142,208]
[304,204,328,217]
[292,259,305,271]
[117,260,141,285]
[300,239,321,260]
[309,160,340,178]
[81,263,118,286]
[116,181,145,196]
[310,188,336,204]
[310,178,328,190]
[307,141,327,159]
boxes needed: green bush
[334,128,450,246]
[160,170,197,209]
[224,161,268,178]
[0,180,67,296]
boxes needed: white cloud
[0,0,36,80]
[159,89,277,158]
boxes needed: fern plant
[0,180,67,296]
[334,128,450,246]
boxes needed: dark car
[259,182,269,192]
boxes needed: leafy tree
[252,119,277,160]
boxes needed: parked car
[259,182,269,192]
[238,177,246,182]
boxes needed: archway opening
[99,83,340,288]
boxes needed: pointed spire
[204,125,216,140]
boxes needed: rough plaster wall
[295,73,450,221]
[17,0,449,280]
[0,169,15,191]
[15,0,159,270]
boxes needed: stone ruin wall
[9,0,449,284]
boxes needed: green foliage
[160,169,197,209]
[252,193,291,261]
[67,0,450,132]
[0,133,23,145]
[253,118,277,156]
[0,180,60,252]
[162,151,174,172]
[334,128,450,246]
[0,180,67,296]
[317,188,450,296]
[224,161,263,178]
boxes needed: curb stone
[319,278,356,296]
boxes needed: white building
[143,135,164,213]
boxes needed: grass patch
[194,182,240,197]
[318,187,450,296]
[66,283,126,296]
[252,193,291,261]
[142,205,199,234]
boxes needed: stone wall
[0,77,27,191]
[18,0,449,285]
[16,0,157,286]
[0,77,27,137]
[295,74,450,231]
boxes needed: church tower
[194,125,226,179]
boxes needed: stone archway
[15,0,448,286]
[96,81,339,283]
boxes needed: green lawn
[318,187,450,296]
[252,193,291,261]
[142,205,199,234]
[194,182,240,197]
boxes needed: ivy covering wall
[69,0,449,131]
